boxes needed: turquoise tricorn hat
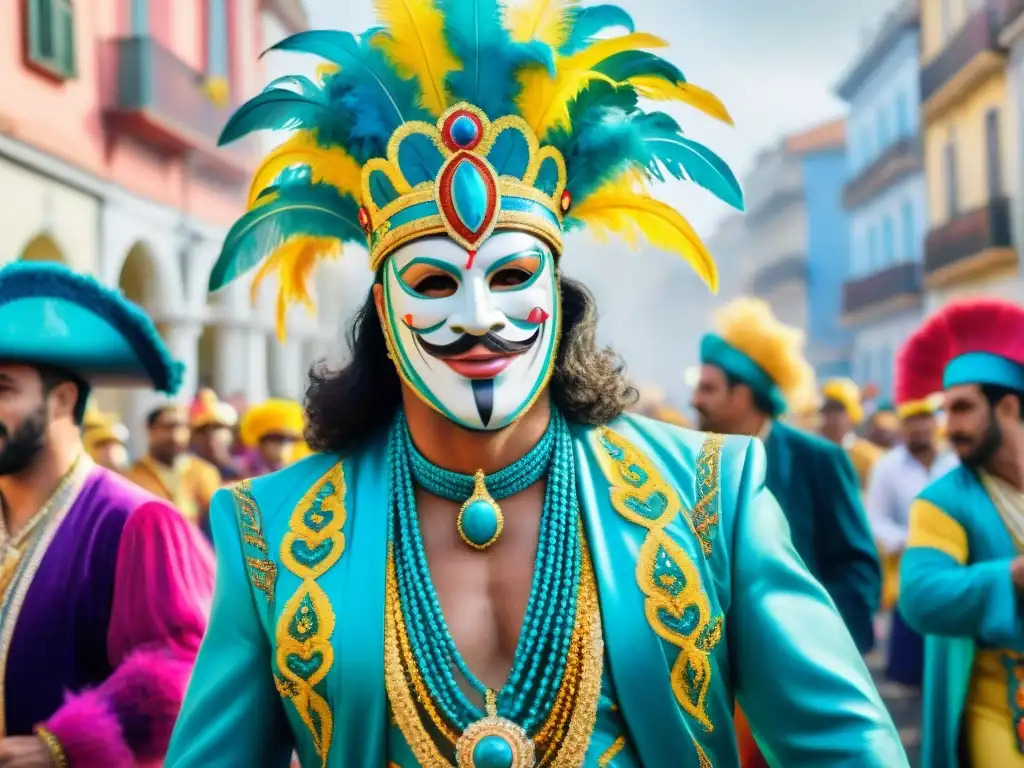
[699,333,788,417]
[0,262,183,394]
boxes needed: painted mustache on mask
[418,329,539,358]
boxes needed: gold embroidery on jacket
[595,427,723,734]
[232,481,277,601]
[275,462,346,767]
[692,434,724,556]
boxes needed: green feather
[638,119,744,210]
[562,5,635,54]
[208,184,364,293]
[593,50,685,84]
[219,88,336,145]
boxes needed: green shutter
[25,0,75,79]
[57,1,75,77]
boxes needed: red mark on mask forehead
[464,250,476,270]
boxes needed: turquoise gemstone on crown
[472,734,514,768]
[450,114,479,147]
[451,159,489,234]
[460,499,500,546]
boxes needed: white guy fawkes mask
[381,231,560,430]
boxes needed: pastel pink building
[0,0,329,449]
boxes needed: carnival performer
[897,298,1024,768]
[820,377,884,489]
[692,298,880,652]
[190,388,242,482]
[125,403,222,526]
[81,401,130,472]
[866,394,957,683]
[0,261,213,766]
[168,4,905,766]
[237,398,304,477]
[868,401,901,450]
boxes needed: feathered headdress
[896,298,1024,403]
[821,377,864,424]
[699,297,814,417]
[190,388,238,430]
[210,0,744,338]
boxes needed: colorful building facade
[0,0,331,452]
[836,1,925,399]
[919,0,1021,310]
[790,120,854,380]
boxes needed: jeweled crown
[362,103,567,270]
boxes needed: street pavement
[868,613,921,766]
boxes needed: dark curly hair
[304,274,637,454]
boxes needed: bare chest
[416,487,542,691]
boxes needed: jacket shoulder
[916,465,976,519]
[229,452,343,524]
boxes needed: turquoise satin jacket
[167,414,905,767]
[900,466,1024,768]
[763,421,881,653]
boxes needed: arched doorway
[19,233,65,263]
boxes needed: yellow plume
[247,131,362,208]
[569,175,718,292]
[516,33,666,138]
[711,298,814,398]
[316,63,340,83]
[506,0,577,49]
[629,78,734,125]
[250,237,342,341]
[373,0,458,116]
[821,377,864,424]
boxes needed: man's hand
[1011,556,1024,592]
[0,736,56,767]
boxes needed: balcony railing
[750,255,806,295]
[921,7,1002,104]
[924,197,1014,275]
[842,262,923,316]
[843,137,921,210]
[102,36,252,177]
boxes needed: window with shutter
[26,0,76,79]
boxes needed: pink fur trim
[44,688,132,768]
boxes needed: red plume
[896,298,1024,402]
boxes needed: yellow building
[920,0,1021,309]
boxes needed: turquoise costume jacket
[900,466,1023,768]
[167,415,905,767]
[764,421,881,653]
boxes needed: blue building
[790,122,855,379]
[835,1,925,400]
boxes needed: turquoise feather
[562,5,635,54]
[439,0,554,119]
[593,50,685,85]
[208,183,364,293]
[218,88,337,146]
[262,74,324,98]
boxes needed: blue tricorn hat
[0,261,183,394]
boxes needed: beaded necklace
[389,408,584,765]
[408,416,555,550]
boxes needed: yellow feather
[506,0,577,49]
[372,0,458,116]
[711,297,815,398]
[516,33,665,139]
[569,177,719,292]
[316,63,340,83]
[249,237,342,340]
[629,78,734,125]
[247,131,362,208]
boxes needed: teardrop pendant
[457,470,504,550]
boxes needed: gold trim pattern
[597,735,626,766]
[231,480,277,602]
[692,434,724,557]
[594,427,723,735]
[34,725,68,767]
[274,462,346,767]
[0,455,92,736]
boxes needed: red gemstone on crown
[357,206,371,233]
[527,307,549,324]
[560,191,571,213]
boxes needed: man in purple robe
[0,261,214,767]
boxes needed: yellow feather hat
[821,377,864,424]
[699,297,814,416]
[208,0,745,339]
[896,393,944,420]
[81,401,129,456]
[239,399,305,447]
[189,388,239,430]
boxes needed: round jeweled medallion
[457,470,504,550]
[454,692,535,767]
